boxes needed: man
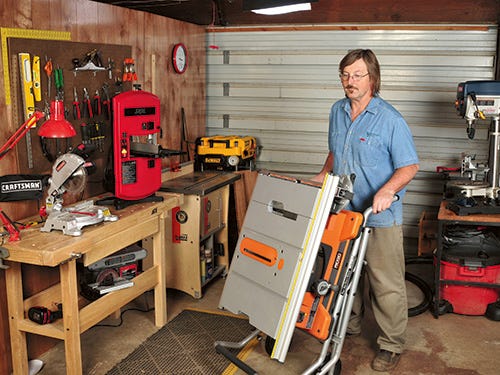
[313,49,419,372]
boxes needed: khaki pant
[348,225,407,353]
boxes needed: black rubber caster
[265,336,275,356]
[437,299,453,315]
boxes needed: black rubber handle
[215,344,258,375]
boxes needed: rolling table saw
[216,171,382,375]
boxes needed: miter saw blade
[47,153,87,199]
[63,164,87,194]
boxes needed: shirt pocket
[354,132,383,168]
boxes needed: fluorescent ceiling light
[252,3,311,15]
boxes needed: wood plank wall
[0,0,206,220]
[0,1,206,372]
[221,0,500,26]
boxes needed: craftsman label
[1,180,43,193]
[0,174,48,201]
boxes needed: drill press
[448,80,500,215]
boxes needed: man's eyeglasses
[339,72,369,82]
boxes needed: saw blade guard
[331,174,355,213]
[46,153,87,210]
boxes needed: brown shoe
[371,349,401,371]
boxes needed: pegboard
[7,38,133,198]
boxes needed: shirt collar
[343,96,381,116]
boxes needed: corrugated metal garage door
[205,24,498,254]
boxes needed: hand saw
[18,52,35,168]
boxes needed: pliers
[93,90,102,117]
[82,88,93,119]
[102,83,111,119]
[73,87,81,120]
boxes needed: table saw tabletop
[160,171,240,195]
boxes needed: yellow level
[1,28,71,106]
[17,52,36,168]
[18,53,35,120]
[32,55,41,102]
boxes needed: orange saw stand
[296,209,364,341]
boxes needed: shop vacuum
[440,225,500,320]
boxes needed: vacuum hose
[405,256,434,317]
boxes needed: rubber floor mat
[106,309,255,375]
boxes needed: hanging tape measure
[1,27,71,106]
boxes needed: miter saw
[41,149,118,236]
[447,80,500,215]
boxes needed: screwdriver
[95,122,104,151]
[102,83,111,119]
[80,123,90,144]
[43,57,53,100]
[54,67,64,100]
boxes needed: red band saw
[101,90,182,209]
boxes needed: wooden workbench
[3,192,182,375]
[438,200,500,224]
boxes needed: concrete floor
[37,272,500,375]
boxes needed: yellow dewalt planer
[195,135,257,171]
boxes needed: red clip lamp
[0,100,76,161]
[38,100,76,138]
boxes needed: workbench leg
[5,262,29,375]
[60,260,83,375]
[154,212,168,326]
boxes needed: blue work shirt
[328,96,419,227]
